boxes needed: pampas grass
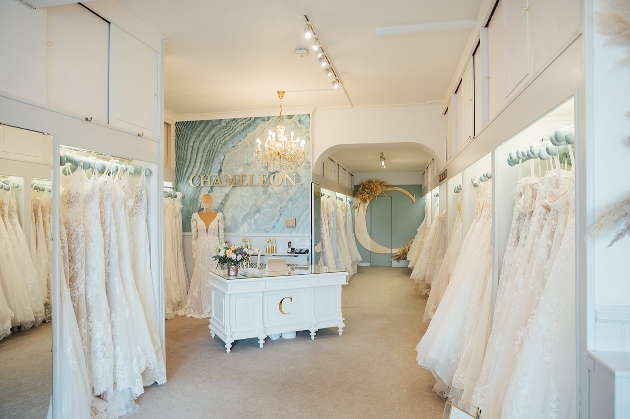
[587,195,630,247]
[393,239,413,261]
[596,0,630,66]
[353,179,389,208]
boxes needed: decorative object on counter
[254,91,307,172]
[213,242,250,276]
[287,241,293,253]
[241,237,252,250]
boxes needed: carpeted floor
[0,322,52,419]
[130,266,444,419]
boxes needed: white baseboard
[358,263,371,267]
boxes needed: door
[369,196,392,266]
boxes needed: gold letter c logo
[279,297,293,315]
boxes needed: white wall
[353,171,423,185]
[312,103,447,170]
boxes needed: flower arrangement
[392,239,414,261]
[213,241,250,267]
[353,179,390,208]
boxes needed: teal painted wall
[355,185,425,266]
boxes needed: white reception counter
[209,266,348,353]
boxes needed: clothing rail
[453,184,462,194]
[59,152,153,176]
[471,172,492,187]
[506,125,575,166]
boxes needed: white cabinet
[457,60,475,151]
[447,94,457,160]
[0,2,47,105]
[47,4,109,123]
[473,48,484,136]
[209,269,347,353]
[109,25,159,138]
[588,351,630,419]
[504,0,530,96]
[488,0,506,119]
[528,0,580,74]
[0,125,53,165]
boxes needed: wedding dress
[426,210,448,286]
[173,193,189,297]
[407,197,431,268]
[83,171,114,396]
[164,197,183,319]
[410,200,442,286]
[320,196,337,269]
[501,169,576,419]
[416,180,492,396]
[335,199,354,277]
[344,201,363,268]
[61,170,90,374]
[112,175,166,390]
[0,260,12,340]
[99,175,144,417]
[180,212,224,318]
[0,192,37,330]
[4,189,45,325]
[423,199,462,323]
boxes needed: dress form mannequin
[198,194,218,233]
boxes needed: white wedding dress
[423,199,462,323]
[407,197,431,268]
[344,201,362,269]
[411,199,441,286]
[335,199,355,277]
[173,193,189,297]
[164,197,184,319]
[180,212,224,318]
[416,180,492,396]
[320,196,337,269]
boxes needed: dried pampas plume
[353,179,390,208]
[587,195,630,247]
[595,0,630,66]
[393,239,413,261]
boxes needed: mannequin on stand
[179,193,224,318]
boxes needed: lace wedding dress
[173,193,189,297]
[426,210,448,286]
[344,201,362,269]
[335,199,355,277]
[407,197,431,268]
[320,196,337,269]
[164,197,184,319]
[500,169,576,419]
[83,171,114,396]
[411,199,442,286]
[180,212,224,318]
[423,199,463,323]
[416,180,492,396]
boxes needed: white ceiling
[331,143,430,173]
[115,0,482,115]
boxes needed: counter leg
[309,329,317,340]
[338,320,345,336]
[258,335,265,349]
[211,330,216,338]
[225,339,234,353]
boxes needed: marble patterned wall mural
[175,114,311,234]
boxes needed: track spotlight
[380,153,386,168]
[317,50,324,58]
[304,27,313,38]
[332,79,340,89]
[319,56,328,66]
[312,41,321,51]
[325,68,333,77]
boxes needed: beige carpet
[130,266,444,419]
[0,322,52,419]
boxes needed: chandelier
[255,91,307,173]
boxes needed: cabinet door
[488,0,506,118]
[457,60,474,148]
[448,94,457,159]
[504,0,530,96]
[528,0,580,74]
[0,125,53,165]
[109,25,159,137]
[47,4,109,123]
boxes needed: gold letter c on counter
[278,297,293,315]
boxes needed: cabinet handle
[469,98,473,101]
[522,6,530,11]
[85,117,92,122]
[486,75,491,79]
[138,132,144,137]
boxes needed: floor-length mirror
[0,124,54,418]
[312,183,322,266]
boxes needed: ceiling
[331,143,431,173]
[115,0,482,115]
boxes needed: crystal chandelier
[255,91,307,173]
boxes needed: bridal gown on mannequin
[180,212,224,318]
[416,180,492,396]
[423,199,462,323]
